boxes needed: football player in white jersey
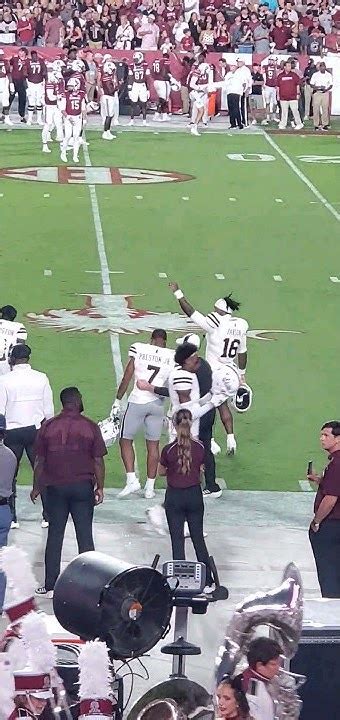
[169,283,249,454]
[112,329,174,499]
[0,305,27,375]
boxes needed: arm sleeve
[172,371,193,393]
[17,325,27,342]
[128,343,137,358]
[93,423,108,457]
[190,310,220,333]
[238,322,248,353]
[43,378,54,420]
[154,386,170,397]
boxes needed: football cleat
[231,384,253,413]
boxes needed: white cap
[214,298,232,314]
[176,333,200,349]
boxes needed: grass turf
[0,128,339,490]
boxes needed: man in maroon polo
[277,59,303,130]
[308,421,340,598]
[31,386,107,598]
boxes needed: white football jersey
[191,310,248,369]
[0,319,27,375]
[128,342,174,404]
[168,367,200,408]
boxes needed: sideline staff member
[0,413,17,612]
[309,420,340,597]
[159,408,214,593]
[0,344,54,528]
[32,386,107,598]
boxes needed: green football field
[1,127,339,492]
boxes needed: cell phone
[307,461,313,475]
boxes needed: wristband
[174,289,184,299]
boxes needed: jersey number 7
[147,364,160,383]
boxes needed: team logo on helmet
[67,76,81,91]
[231,384,253,413]
[133,51,144,65]
[72,59,85,73]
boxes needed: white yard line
[83,143,124,385]
[264,133,340,223]
[299,480,313,492]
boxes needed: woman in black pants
[158,408,214,593]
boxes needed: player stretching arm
[169,282,249,455]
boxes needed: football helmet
[198,62,210,75]
[231,384,253,413]
[133,51,144,65]
[170,76,181,92]
[103,60,115,74]
[98,408,121,447]
[67,76,81,91]
[72,59,85,73]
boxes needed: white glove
[111,399,121,416]
[9,83,15,94]
[227,434,237,455]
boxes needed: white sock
[126,472,137,485]
[145,478,155,490]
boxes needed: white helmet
[103,60,115,74]
[67,76,81,91]
[133,51,144,65]
[72,59,85,73]
[53,59,65,71]
[198,62,210,75]
[47,68,59,84]
[170,77,181,92]
[102,53,112,62]
[98,408,120,447]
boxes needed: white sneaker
[295,123,304,130]
[41,520,49,529]
[161,114,168,122]
[102,130,116,140]
[190,126,200,136]
[203,488,222,499]
[153,112,160,121]
[144,485,155,500]
[142,119,148,126]
[60,151,67,162]
[35,587,53,599]
[211,439,221,455]
[118,480,141,498]
[10,521,20,529]
[261,119,269,126]
[251,119,257,125]
[42,144,51,153]
[146,505,167,535]
[4,116,13,126]
[26,118,32,126]
[73,155,79,163]
[129,119,134,126]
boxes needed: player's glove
[111,399,121,416]
[227,434,237,456]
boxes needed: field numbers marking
[83,143,124,384]
[273,275,282,282]
[215,273,225,280]
[330,276,340,283]
[264,133,340,223]
[299,480,313,492]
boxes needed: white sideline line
[85,270,124,274]
[83,143,124,385]
[299,480,313,492]
[264,133,340,223]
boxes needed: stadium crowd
[0,0,340,54]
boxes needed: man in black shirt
[303,58,316,120]
[249,62,264,125]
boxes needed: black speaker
[290,600,340,720]
[53,552,174,659]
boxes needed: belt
[0,497,9,506]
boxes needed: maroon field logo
[0,166,194,185]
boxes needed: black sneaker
[35,587,53,599]
[203,488,222,498]
[20,117,27,124]
[322,125,330,131]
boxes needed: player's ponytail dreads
[174,408,193,475]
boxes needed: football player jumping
[42,64,64,153]
[170,282,250,455]
[0,49,14,126]
[59,76,86,164]
[98,56,119,140]
[128,51,150,126]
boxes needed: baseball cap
[176,333,201,349]
[0,414,6,431]
[10,344,31,361]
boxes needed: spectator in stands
[286,24,300,52]
[16,11,35,47]
[188,12,202,45]
[86,11,105,48]
[230,15,243,48]
[106,9,120,47]
[271,16,291,51]
[44,10,64,47]
[137,13,159,49]
[64,14,84,48]
[0,7,17,45]
[199,15,216,50]
[115,14,134,48]
[160,30,174,52]
[253,18,270,51]
[33,6,46,47]
[84,50,98,102]
[214,21,231,50]
[306,22,324,55]
[277,0,298,26]
[173,14,189,45]
[239,22,253,50]
[325,26,340,52]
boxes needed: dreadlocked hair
[174,408,193,475]
[224,293,240,312]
